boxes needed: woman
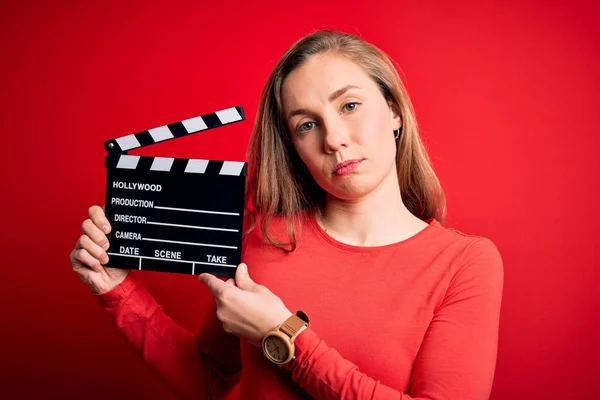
[70,30,503,399]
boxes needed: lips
[333,159,363,176]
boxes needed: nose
[322,117,349,154]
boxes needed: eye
[342,102,361,112]
[297,121,316,133]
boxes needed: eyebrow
[286,85,360,120]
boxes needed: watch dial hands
[265,337,289,361]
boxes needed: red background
[1,1,598,398]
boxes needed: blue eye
[343,102,361,112]
[298,121,316,133]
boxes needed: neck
[317,168,427,247]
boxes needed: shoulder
[429,221,502,261]
[426,221,504,284]
[447,226,502,271]
[457,237,504,290]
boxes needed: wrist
[274,310,294,329]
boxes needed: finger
[224,278,235,286]
[235,263,255,291]
[199,273,225,296]
[73,248,103,273]
[88,205,111,234]
[77,234,109,265]
[81,219,110,250]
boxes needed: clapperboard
[103,106,247,278]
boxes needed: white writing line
[107,252,236,267]
[142,237,237,249]
[146,221,238,232]
[154,205,239,216]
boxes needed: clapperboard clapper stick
[103,106,247,278]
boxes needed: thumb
[235,263,255,290]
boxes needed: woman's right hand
[70,205,129,295]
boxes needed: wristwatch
[262,310,310,366]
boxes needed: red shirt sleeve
[285,238,504,400]
[95,273,242,399]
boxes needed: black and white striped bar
[105,154,246,176]
[104,106,245,154]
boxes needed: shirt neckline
[307,212,439,253]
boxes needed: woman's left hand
[199,263,293,347]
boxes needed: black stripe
[202,113,222,129]
[171,158,188,173]
[136,131,155,147]
[167,122,188,137]
[205,160,224,174]
[136,156,154,170]
[235,106,246,120]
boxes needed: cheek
[355,112,390,149]
[294,142,322,172]
[293,144,333,188]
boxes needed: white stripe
[142,237,237,249]
[139,257,142,270]
[184,159,209,173]
[116,155,140,169]
[150,157,174,171]
[216,107,242,124]
[192,263,195,275]
[148,125,174,142]
[115,135,141,151]
[181,116,208,133]
[146,221,238,232]
[220,161,244,176]
[154,205,239,216]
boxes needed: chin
[323,179,379,201]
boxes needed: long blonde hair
[245,30,446,252]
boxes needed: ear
[387,99,403,131]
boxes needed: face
[281,53,402,201]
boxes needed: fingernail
[103,242,110,250]
[102,225,110,233]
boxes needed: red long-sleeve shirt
[96,214,504,399]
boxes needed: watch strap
[279,310,310,339]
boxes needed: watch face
[263,335,290,363]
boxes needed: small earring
[394,128,402,139]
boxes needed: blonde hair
[244,30,446,252]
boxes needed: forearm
[96,273,240,399]
[287,328,414,400]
